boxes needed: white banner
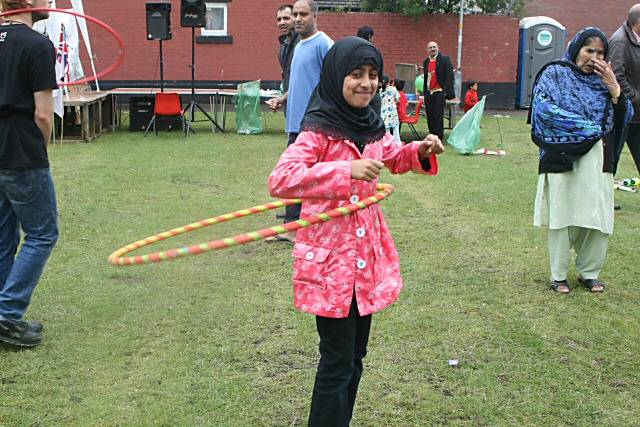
[70,0,99,91]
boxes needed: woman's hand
[351,159,384,181]
[593,59,621,98]
[418,134,445,159]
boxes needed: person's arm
[28,41,57,147]
[380,133,441,175]
[444,56,456,99]
[267,91,288,111]
[608,41,638,105]
[421,59,428,94]
[593,58,622,104]
[466,91,478,109]
[268,131,352,200]
[33,89,54,147]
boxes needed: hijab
[530,27,614,145]
[563,27,609,63]
[300,37,386,149]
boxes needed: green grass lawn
[1,112,639,426]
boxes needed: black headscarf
[300,37,386,149]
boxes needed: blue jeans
[0,168,58,321]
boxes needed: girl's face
[471,82,478,91]
[342,64,379,108]
[575,38,605,73]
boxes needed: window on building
[201,3,227,37]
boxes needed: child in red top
[269,37,444,426]
[395,78,409,121]
[464,80,479,113]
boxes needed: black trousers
[284,132,301,223]
[622,123,640,174]
[425,91,446,141]
[308,298,372,427]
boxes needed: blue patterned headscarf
[563,27,609,63]
[531,27,614,145]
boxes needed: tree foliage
[361,0,525,16]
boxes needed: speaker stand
[144,39,167,134]
[159,39,165,93]
[184,27,223,135]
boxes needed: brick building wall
[522,0,634,39]
[53,0,520,107]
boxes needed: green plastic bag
[234,80,263,135]
[415,74,424,94]
[447,96,486,154]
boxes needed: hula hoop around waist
[108,183,395,266]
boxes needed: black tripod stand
[143,39,166,137]
[184,27,224,134]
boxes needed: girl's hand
[593,59,620,97]
[418,134,445,159]
[351,159,384,181]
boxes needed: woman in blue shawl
[530,27,633,294]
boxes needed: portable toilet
[516,16,566,108]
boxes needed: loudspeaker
[129,97,183,132]
[180,0,206,28]
[146,2,172,41]
[130,97,154,131]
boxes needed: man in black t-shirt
[0,0,58,347]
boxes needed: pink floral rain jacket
[268,131,438,318]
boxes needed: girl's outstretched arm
[380,133,442,176]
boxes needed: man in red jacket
[422,41,455,141]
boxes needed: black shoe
[0,317,43,347]
[27,321,44,333]
[614,204,621,211]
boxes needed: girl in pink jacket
[268,37,443,426]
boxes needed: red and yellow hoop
[108,183,395,266]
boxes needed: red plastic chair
[399,98,424,140]
[144,92,186,138]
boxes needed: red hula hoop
[0,7,125,86]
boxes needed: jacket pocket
[292,242,332,289]
[372,240,386,285]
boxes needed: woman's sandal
[550,280,571,294]
[578,276,605,293]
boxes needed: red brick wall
[319,13,519,83]
[54,0,519,84]
[522,0,633,40]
